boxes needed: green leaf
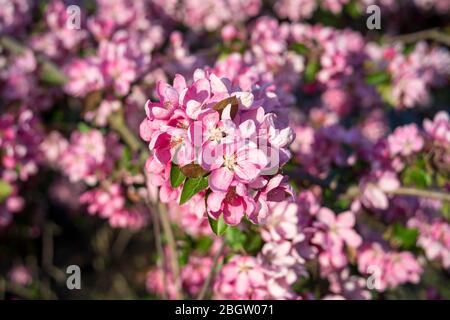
[377,83,395,106]
[0,180,13,202]
[179,176,209,205]
[170,164,186,188]
[225,226,247,250]
[121,146,131,163]
[387,223,419,250]
[195,236,214,254]
[442,202,450,221]
[291,43,310,56]
[178,242,190,266]
[208,214,229,236]
[243,233,263,255]
[402,166,432,188]
[77,122,91,133]
[335,197,351,211]
[365,71,391,85]
[304,59,320,83]
[40,61,68,86]
[345,1,361,18]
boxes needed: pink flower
[207,183,256,225]
[146,268,178,300]
[261,201,299,242]
[204,142,268,193]
[141,69,295,227]
[316,208,362,248]
[182,256,213,296]
[388,124,424,157]
[423,111,450,146]
[358,243,423,291]
[8,264,32,286]
[408,218,450,269]
[254,175,294,223]
[213,255,269,300]
[360,170,400,210]
[64,58,104,97]
[80,184,148,229]
[327,268,371,300]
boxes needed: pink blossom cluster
[141,69,295,226]
[213,255,270,299]
[274,0,351,21]
[358,243,423,291]
[0,49,57,110]
[367,42,450,109]
[146,247,216,299]
[357,113,449,212]
[274,0,450,21]
[42,129,121,185]
[63,0,165,98]
[0,0,32,35]
[0,108,43,227]
[408,217,450,269]
[1,0,450,302]
[168,194,212,238]
[30,0,87,59]
[80,183,148,229]
[151,0,261,32]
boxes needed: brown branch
[157,202,183,299]
[197,240,226,300]
[0,35,68,85]
[108,112,144,153]
[144,190,168,299]
[384,28,450,47]
[112,229,135,258]
[387,187,450,202]
[108,108,179,299]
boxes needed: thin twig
[387,187,450,202]
[108,112,144,153]
[384,28,450,47]
[290,168,450,203]
[158,202,183,299]
[144,193,168,299]
[197,240,226,300]
[112,229,135,258]
[108,106,174,298]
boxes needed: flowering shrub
[0,0,449,300]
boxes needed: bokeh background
[0,0,449,300]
